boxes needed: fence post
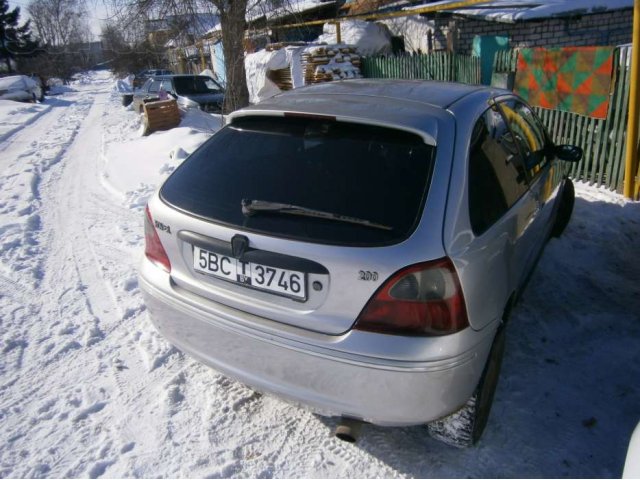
[624,0,640,199]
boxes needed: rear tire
[551,178,575,238]
[427,325,506,448]
[122,94,133,107]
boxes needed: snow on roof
[404,0,634,23]
[344,0,417,15]
[205,1,337,37]
[269,0,338,20]
[247,0,337,22]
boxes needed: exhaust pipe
[335,417,363,443]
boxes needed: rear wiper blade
[241,199,393,231]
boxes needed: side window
[468,106,529,235]
[499,100,548,178]
[160,80,174,94]
[148,79,161,93]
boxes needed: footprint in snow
[72,401,107,423]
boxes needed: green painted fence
[362,47,634,192]
[361,53,481,84]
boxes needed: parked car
[0,75,44,103]
[139,80,581,447]
[132,68,173,89]
[131,74,225,114]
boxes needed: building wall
[450,9,633,53]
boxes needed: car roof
[292,79,489,108]
[231,79,508,143]
[0,75,33,90]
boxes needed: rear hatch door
[156,115,445,334]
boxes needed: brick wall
[431,9,633,54]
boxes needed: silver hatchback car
[139,80,581,447]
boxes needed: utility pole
[624,0,640,199]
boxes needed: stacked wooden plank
[267,68,294,90]
[261,43,362,90]
[265,41,307,52]
[301,45,362,84]
[143,99,181,136]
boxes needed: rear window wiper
[241,199,393,231]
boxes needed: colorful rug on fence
[514,47,614,119]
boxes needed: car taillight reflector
[353,258,469,336]
[144,206,171,273]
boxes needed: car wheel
[122,94,133,107]
[551,178,575,238]
[427,325,506,448]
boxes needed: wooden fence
[361,52,481,84]
[361,47,635,192]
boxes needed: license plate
[193,246,307,300]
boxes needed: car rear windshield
[173,76,220,95]
[160,116,435,246]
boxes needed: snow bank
[317,20,392,56]
[245,49,293,104]
[383,15,438,53]
[48,84,75,95]
[103,109,223,201]
[45,78,75,96]
[245,44,362,103]
[114,75,134,94]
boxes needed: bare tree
[102,0,315,112]
[19,0,96,79]
[213,0,249,112]
[28,0,91,47]
[104,0,256,112]
[101,21,166,76]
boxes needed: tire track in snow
[0,76,462,479]
[0,102,53,154]
[0,77,135,478]
[13,77,180,478]
[0,93,94,288]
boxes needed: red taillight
[144,206,171,273]
[353,258,469,336]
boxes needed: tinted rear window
[173,76,221,95]
[160,116,435,245]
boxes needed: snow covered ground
[0,71,639,478]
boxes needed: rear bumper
[139,263,495,426]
